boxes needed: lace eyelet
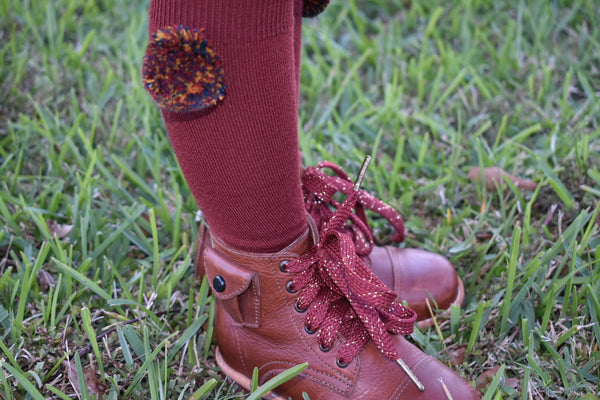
[319,344,332,353]
[304,326,317,335]
[286,280,298,294]
[294,301,307,313]
[279,260,289,273]
[336,359,350,368]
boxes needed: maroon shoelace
[286,160,417,366]
[302,161,406,257]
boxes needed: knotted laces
[286,157,419,379]
[302,161,406,258]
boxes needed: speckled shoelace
[286,159,417,369]
[302,161,406,257]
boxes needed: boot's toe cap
[371,246,463,321]
[389,338,482,400]
[413,358,481,400]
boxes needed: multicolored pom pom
[142,25,226,112]
[302,0,330,18]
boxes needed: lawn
[0,0,599,399]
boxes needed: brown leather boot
[195,161,465,328]
[204,216,480,399]
[195,226,462,328]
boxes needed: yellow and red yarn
[302,0,330,18]
[142,25,226,112]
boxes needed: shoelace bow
[302,161,406,257]
[286,162,417,366]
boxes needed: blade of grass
[81,306,104,379]
[0,362,45,400]
[189,378,218,400]
[246,363,308,400]
[54,258,112,302]
[499,224,521,333]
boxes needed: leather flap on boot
[204,247,260,327]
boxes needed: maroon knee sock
[144,0,306,253]
[294,0,303,99]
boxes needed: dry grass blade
[63,360,108,396]
[468,166,538,191]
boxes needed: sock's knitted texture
[145,0,306,252]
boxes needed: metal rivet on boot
[286,280,298,294]
[294,301,307,313]
[213,275,226,292]
[304,325,317,335]
[279,260,289,272]
[319,344,332,353]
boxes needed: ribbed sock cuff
[149,0,294,44]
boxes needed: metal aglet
[396,357,425,392]
[353,155,372,191]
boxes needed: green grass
[1,0,599,398]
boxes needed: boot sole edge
[215,347,288,400]
[416,276,465,329]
